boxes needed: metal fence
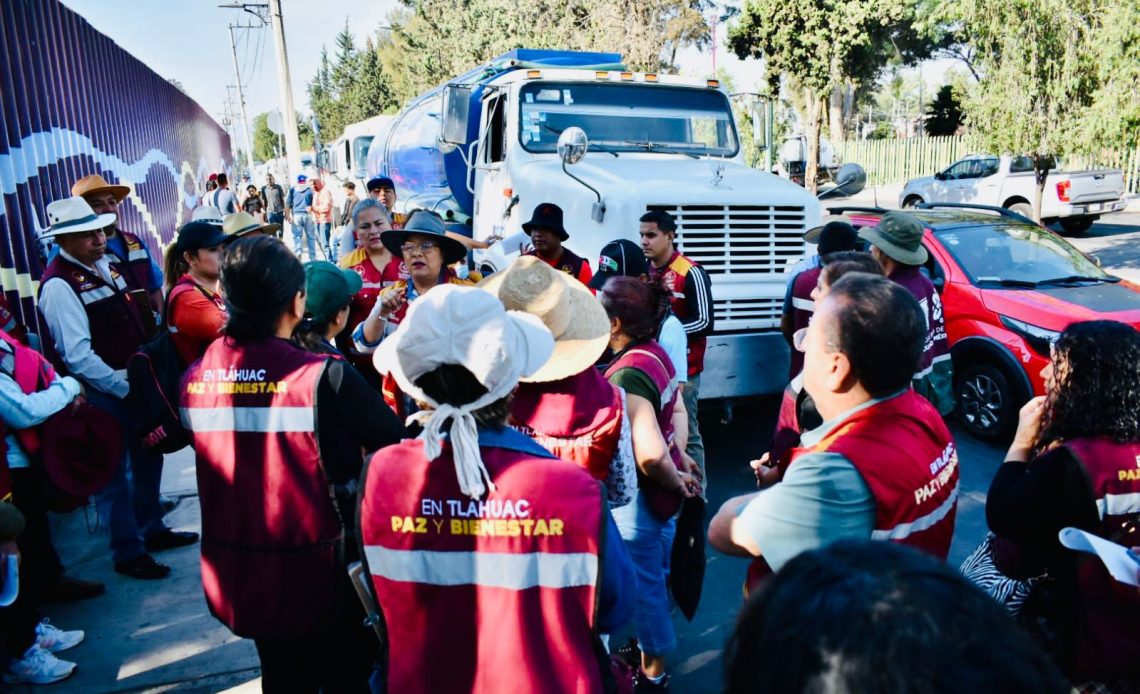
[834,136,1140,195]
[0,0,230,327]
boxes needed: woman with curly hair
[984,320,1140,689]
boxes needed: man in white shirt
[38,197,197,580]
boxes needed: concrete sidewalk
[15,449,261,693]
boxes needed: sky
[59,0,962,149]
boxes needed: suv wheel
[1058,216,1095,235]
[902,195,923,209]
[955,363,1018,441]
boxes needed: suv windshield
[936,223,1112,285]
[519,82,738,156]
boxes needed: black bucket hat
[380,210,468,265]
[522,202,568,241]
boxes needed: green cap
[303,261,363,323]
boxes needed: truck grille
[647,204,808,275]
[714,297,784,331]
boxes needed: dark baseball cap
[588,239,649,290]
[367,176,395,192]
[175,221,227,254]
[304,261,363,323]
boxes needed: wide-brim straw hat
[72,173,130,203]
[222,211,281,238]
[479,255,610,383]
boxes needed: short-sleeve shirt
[736,396,883,571]
[608,367,659,413]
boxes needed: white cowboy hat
[222,211,281,238]
[192,205,224,226]
[478,255,610,383]
[40,197,116,239]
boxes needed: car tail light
[1056,179,1071,202]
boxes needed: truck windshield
[519,82,738,156]
[937,223,1113,286]
[353,136,374,171]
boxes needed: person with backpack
[163,222,228,365]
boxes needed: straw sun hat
[479,255,610,383]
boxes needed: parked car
[834,202,1140,441]
[899,154,1126,234]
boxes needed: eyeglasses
[401,241,439,253]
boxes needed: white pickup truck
[900,154,1126,233]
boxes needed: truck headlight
[999,316,1060,355]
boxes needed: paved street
[22,205,1140,693]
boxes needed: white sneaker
[4,644,76,684]
[35,620,84,653]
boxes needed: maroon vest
[1061,437,1140,681]
[605,341,684,519]
[510,368,624,482]
[748,390,958,593]
[361,429,606,694]
[890,267,950,381]
[0,331,55,500]
[800,391,958,557]
[39,255,148,371]
[181,337,340,638]
[788,267,821,377]
[109,229,153,292]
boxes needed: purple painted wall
[0,0,230,326]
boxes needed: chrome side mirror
[557,127,589,166]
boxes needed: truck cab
[368,49,822,399]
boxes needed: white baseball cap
[373,284,554,497]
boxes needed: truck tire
[1058,216,1095,235]
[902,195,924,209]
[1006,201,1033,220]
[955,362,1019,442]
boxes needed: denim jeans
[316,221,332,257]
[267,212,285,239]
[89,391,168,563]
[610,488,677,656]
[291,212,317,260]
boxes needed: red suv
[834,203,1140,440]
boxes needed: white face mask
[454,263,470,280]
[0,554,19,607]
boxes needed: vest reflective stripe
[871,482,959,541]
[181,406,314,433]
[1096,492,1140,519]
[791,297,814,311]
[127,249,149,261]
[365,546,599,589]
[79,286,115,305]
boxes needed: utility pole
[268,0,302,177]
[226,23,256,173]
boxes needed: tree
[960,0,1098,221]
[253,111,315,162]
[1073,1,1140,152]
[378,0,711,107]
[924,85,963,136]
[729,0,924,192]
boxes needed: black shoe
[41,576,106,602]
[114,554,171,580]
[144,530,199,552]
[634,670,670,693]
